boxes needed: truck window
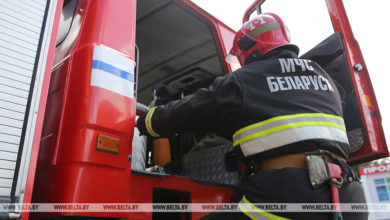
[132,0,239,186]
[56,0,77,46]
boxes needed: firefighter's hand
[136,112,148,136]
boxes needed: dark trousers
[200,168,367,220]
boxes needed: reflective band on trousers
[238,196,289,220]
[232,113,349,157]
[145,107,160,137]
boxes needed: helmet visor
[225,52,240,64]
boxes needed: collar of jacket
[252,48,298,63]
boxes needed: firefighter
[137,13,367,220]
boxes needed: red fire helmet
[226,13,299,66]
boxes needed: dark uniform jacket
[137,49,350,162]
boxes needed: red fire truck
[0,0,387,219]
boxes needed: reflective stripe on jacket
[233,113,349,157]
[145,107,160,137]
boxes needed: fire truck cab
[0,0,387,219]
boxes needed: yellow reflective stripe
[233,116,344,144]
[233,113,343,139]
[240,196,290,220]
[238,126,348,157]
[243,197,289,220]
[145,107,159,137]
[233,121,345,147]
[238,202,258,220]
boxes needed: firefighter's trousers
[200,167,367,220]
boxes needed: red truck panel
[33,0,136,218]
